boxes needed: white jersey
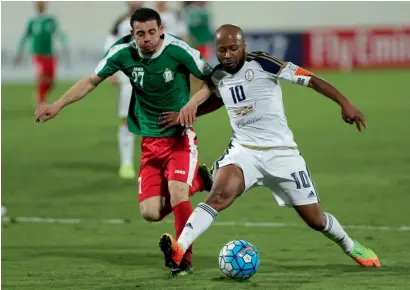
[104,16,131,84]
[160,10,187,37]
[211,51,312,148]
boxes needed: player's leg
[32,55,47,105]
[138,164,165,221]
[117,83,135,179]
[138,165,175,221]
[161,130,212,275]
[157,128,200,272]
[179,164,245,245]
[160,140,260,274]
[33,55,55,105]
[294,203,380,267]
[43,55,56,98]
[138,137,173,220]
[267,151,380,267]
[160,164,245,274]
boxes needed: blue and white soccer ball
[218,240,260,280]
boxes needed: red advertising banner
[304,27,410,69]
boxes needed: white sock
[178,203,218,252]
[118,125,135,167]
[322,212,355,253]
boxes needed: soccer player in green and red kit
[14,1,68,105]
[34,7,213,276]
[184,1,213,61]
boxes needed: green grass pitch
[2,70,410,289]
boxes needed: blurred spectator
[156,1,188,40]
[183,1,213,61]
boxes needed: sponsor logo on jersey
[236,116,264,129]
[163,68,174,82]
[174,169,186,175]
[245,69,254,81]
[233,103,256,116]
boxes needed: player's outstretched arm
[34,73,104,123]
[196,92,224,117]
[14,20,32,65]
[249,52,367,132]
[307,75,367,132]
[158,93,224,131]
[54,73,104,109]
[179,81,214,127]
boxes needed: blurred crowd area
[1,1,217,78]
[1,1,409,82]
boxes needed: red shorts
[32,55,56,79]
[138,128,199,202]
[195,45,211,61]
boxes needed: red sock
[37,81,48,104]
[189,173,204,195]
[172,200,193,265]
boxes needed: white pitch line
[2,216,410,232]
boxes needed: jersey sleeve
[173,42,213,80]
[250,52,313,87]
[94,45,122,78]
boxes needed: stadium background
[2,1,410,80]
[2,1,410,289]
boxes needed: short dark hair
[130,7,161,28]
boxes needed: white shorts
[118,82,132,118]
[213,139,320,207]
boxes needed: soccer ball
[218,240,260,280]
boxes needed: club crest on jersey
[163,68,174,83]
[245,69,254,81]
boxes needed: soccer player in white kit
[104,1,144,179]
[155,1,187,41]
[159,24,380,274]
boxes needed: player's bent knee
[141,211,162,222]
[205,165,244,212]
[140,207,162,222]
[139,197,162,222]
[294,203,326,231]
[205,188,235,212]
[168,180,189,206]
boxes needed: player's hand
[34,103,61,123]
[341,102,367,132]
[158,111,180,131]
[178,102,197,127]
